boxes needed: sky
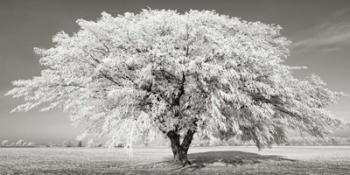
[1,0,350,143]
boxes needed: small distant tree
[27,141,36,147]
[86,139,103,148]
[6,10,344,165]
[1,140,9,147]
[86,139,95,148]
[63,140,73,147]
[45,141,56,147]
[15,139,24,147]
[77,140,83,147]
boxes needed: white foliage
[6,9,344,149]
[15,139,24,147]
[1,140,9,146]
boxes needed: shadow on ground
[141,150,296,173]
[182,151,294,173]
[188,150,294,167]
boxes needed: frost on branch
[6,9,344,150]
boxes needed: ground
[0,146,350,175]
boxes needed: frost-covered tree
[15,139,24,147]
[27,141,36,147]
[1,140,9,147]
[77,140,83,147]
[63,140,73,147]
[7,10,343,165]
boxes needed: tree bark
[167,130,195,166]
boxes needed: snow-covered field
[0,146,349,175]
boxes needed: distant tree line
[2,136,350,148]
[0,139,36,147]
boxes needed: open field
[1,146,350,175]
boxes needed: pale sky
[1,0,349,143]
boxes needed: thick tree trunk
[172,144,189,164]
[167,130,195,166]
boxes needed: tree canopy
[7,9,343,164]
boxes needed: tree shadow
[190,150,294,165]
[169,151,296,173]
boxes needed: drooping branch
[173,71,186,106]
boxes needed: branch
[48,83,85,88]
[180,128,196,151]
[251,94,304,121]
[81,51,122,86]
[173,71,186,106]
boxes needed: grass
[0,146,350,174]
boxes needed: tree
[6,9,343,165]
[77,140,83,147]
[63,140,73,147]
[27,141,36,147]
[15,139,24,147]
[1,140,9,147]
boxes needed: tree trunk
[167,130,195,166]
